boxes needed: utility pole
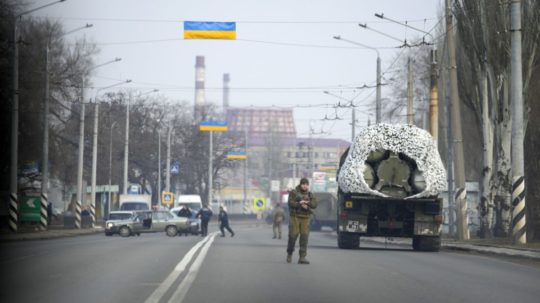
[157,128,161,207]
[243,127,248,212]
[208,131,213,207]
[9,0,65,234]
[41,24,92,231]
[75,80,85,229]
[166,126,172,192]
[40,45,50,231]
[76,58,122,229]
[108,121,117,216]
[429,49,439,141]
[123,92,130,195]
[407,57,414,124]
[510,0,526,244]
[446,0,469,240]
[90,99,99,227]
[351,107,356,141]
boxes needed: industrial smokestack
[194,56,205,119]
[223,73,230,109]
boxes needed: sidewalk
[361,236,540,260]
[0,224,103,242]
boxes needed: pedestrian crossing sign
[253,197,266,211]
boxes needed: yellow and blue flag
[227,151,247,160]
[184,21,236,40]
[199,121,228,132]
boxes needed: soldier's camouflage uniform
[287,185,317,259]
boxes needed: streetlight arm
[94,79,132,101]
[63,23,93,37]
[358,23,403,44]
[17,0,66,18]
[333,35,380,57]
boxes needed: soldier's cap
[300,178,309,185]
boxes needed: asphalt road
[1,223,540,303]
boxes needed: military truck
[337,124,446,251]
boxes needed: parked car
[170,206,200,235]
[105,210,190,237]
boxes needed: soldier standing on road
[287,178,317,264]
[272,203,285,239]
[196,205,213,237]
[218,206,235,237]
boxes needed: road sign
[253,197,266,211]
[171,162,180,174]
[199,121,228,132]
[162,192,174,205]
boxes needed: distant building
[218,106,349,213]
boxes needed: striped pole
[40,193,48,230]
[455,187,470,240]
[511,176,526,243]
[9,193,18,232]
[75,200,82,229]
[89,203,96,228]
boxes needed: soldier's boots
[286,254,292,263]
[298,257,310,265]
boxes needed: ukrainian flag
[227,151,247,160]
[199,121,228,132]
[184,21,236,40]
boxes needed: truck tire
[412,236,441,252]
[166,225,178,237]
[338,232,359,249]
[119,226,131,237]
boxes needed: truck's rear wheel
[338,232,359,249]
[412,236,441,252]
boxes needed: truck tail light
[434,215,443,225]
[339,211,348,219]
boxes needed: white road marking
[167,233,217,303]
[144,234,213,303]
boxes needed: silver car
[105,210,190,237]
[104,211,137,236]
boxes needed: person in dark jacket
[177,205,193,236]
[178,205,192,218]
[196,205,213,237]
[218,206,235,237]
[287,178,317,264]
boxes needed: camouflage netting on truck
[338,123,447,199]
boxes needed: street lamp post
[9,0,66,233]
[75,58,122,229]
[41,23,92,231]
[90,79,131,227]
[333,35,382,124]
[108,121,118,217]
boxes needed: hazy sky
[31,0,443,141]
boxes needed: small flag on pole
[184,21,236,40]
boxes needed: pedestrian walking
[196,204,213,236]
[286,178,317,264]
[272,203,285,239]
[218,206,235,237]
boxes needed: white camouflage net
[338,123,447,199]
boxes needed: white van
[175,195,203,211]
